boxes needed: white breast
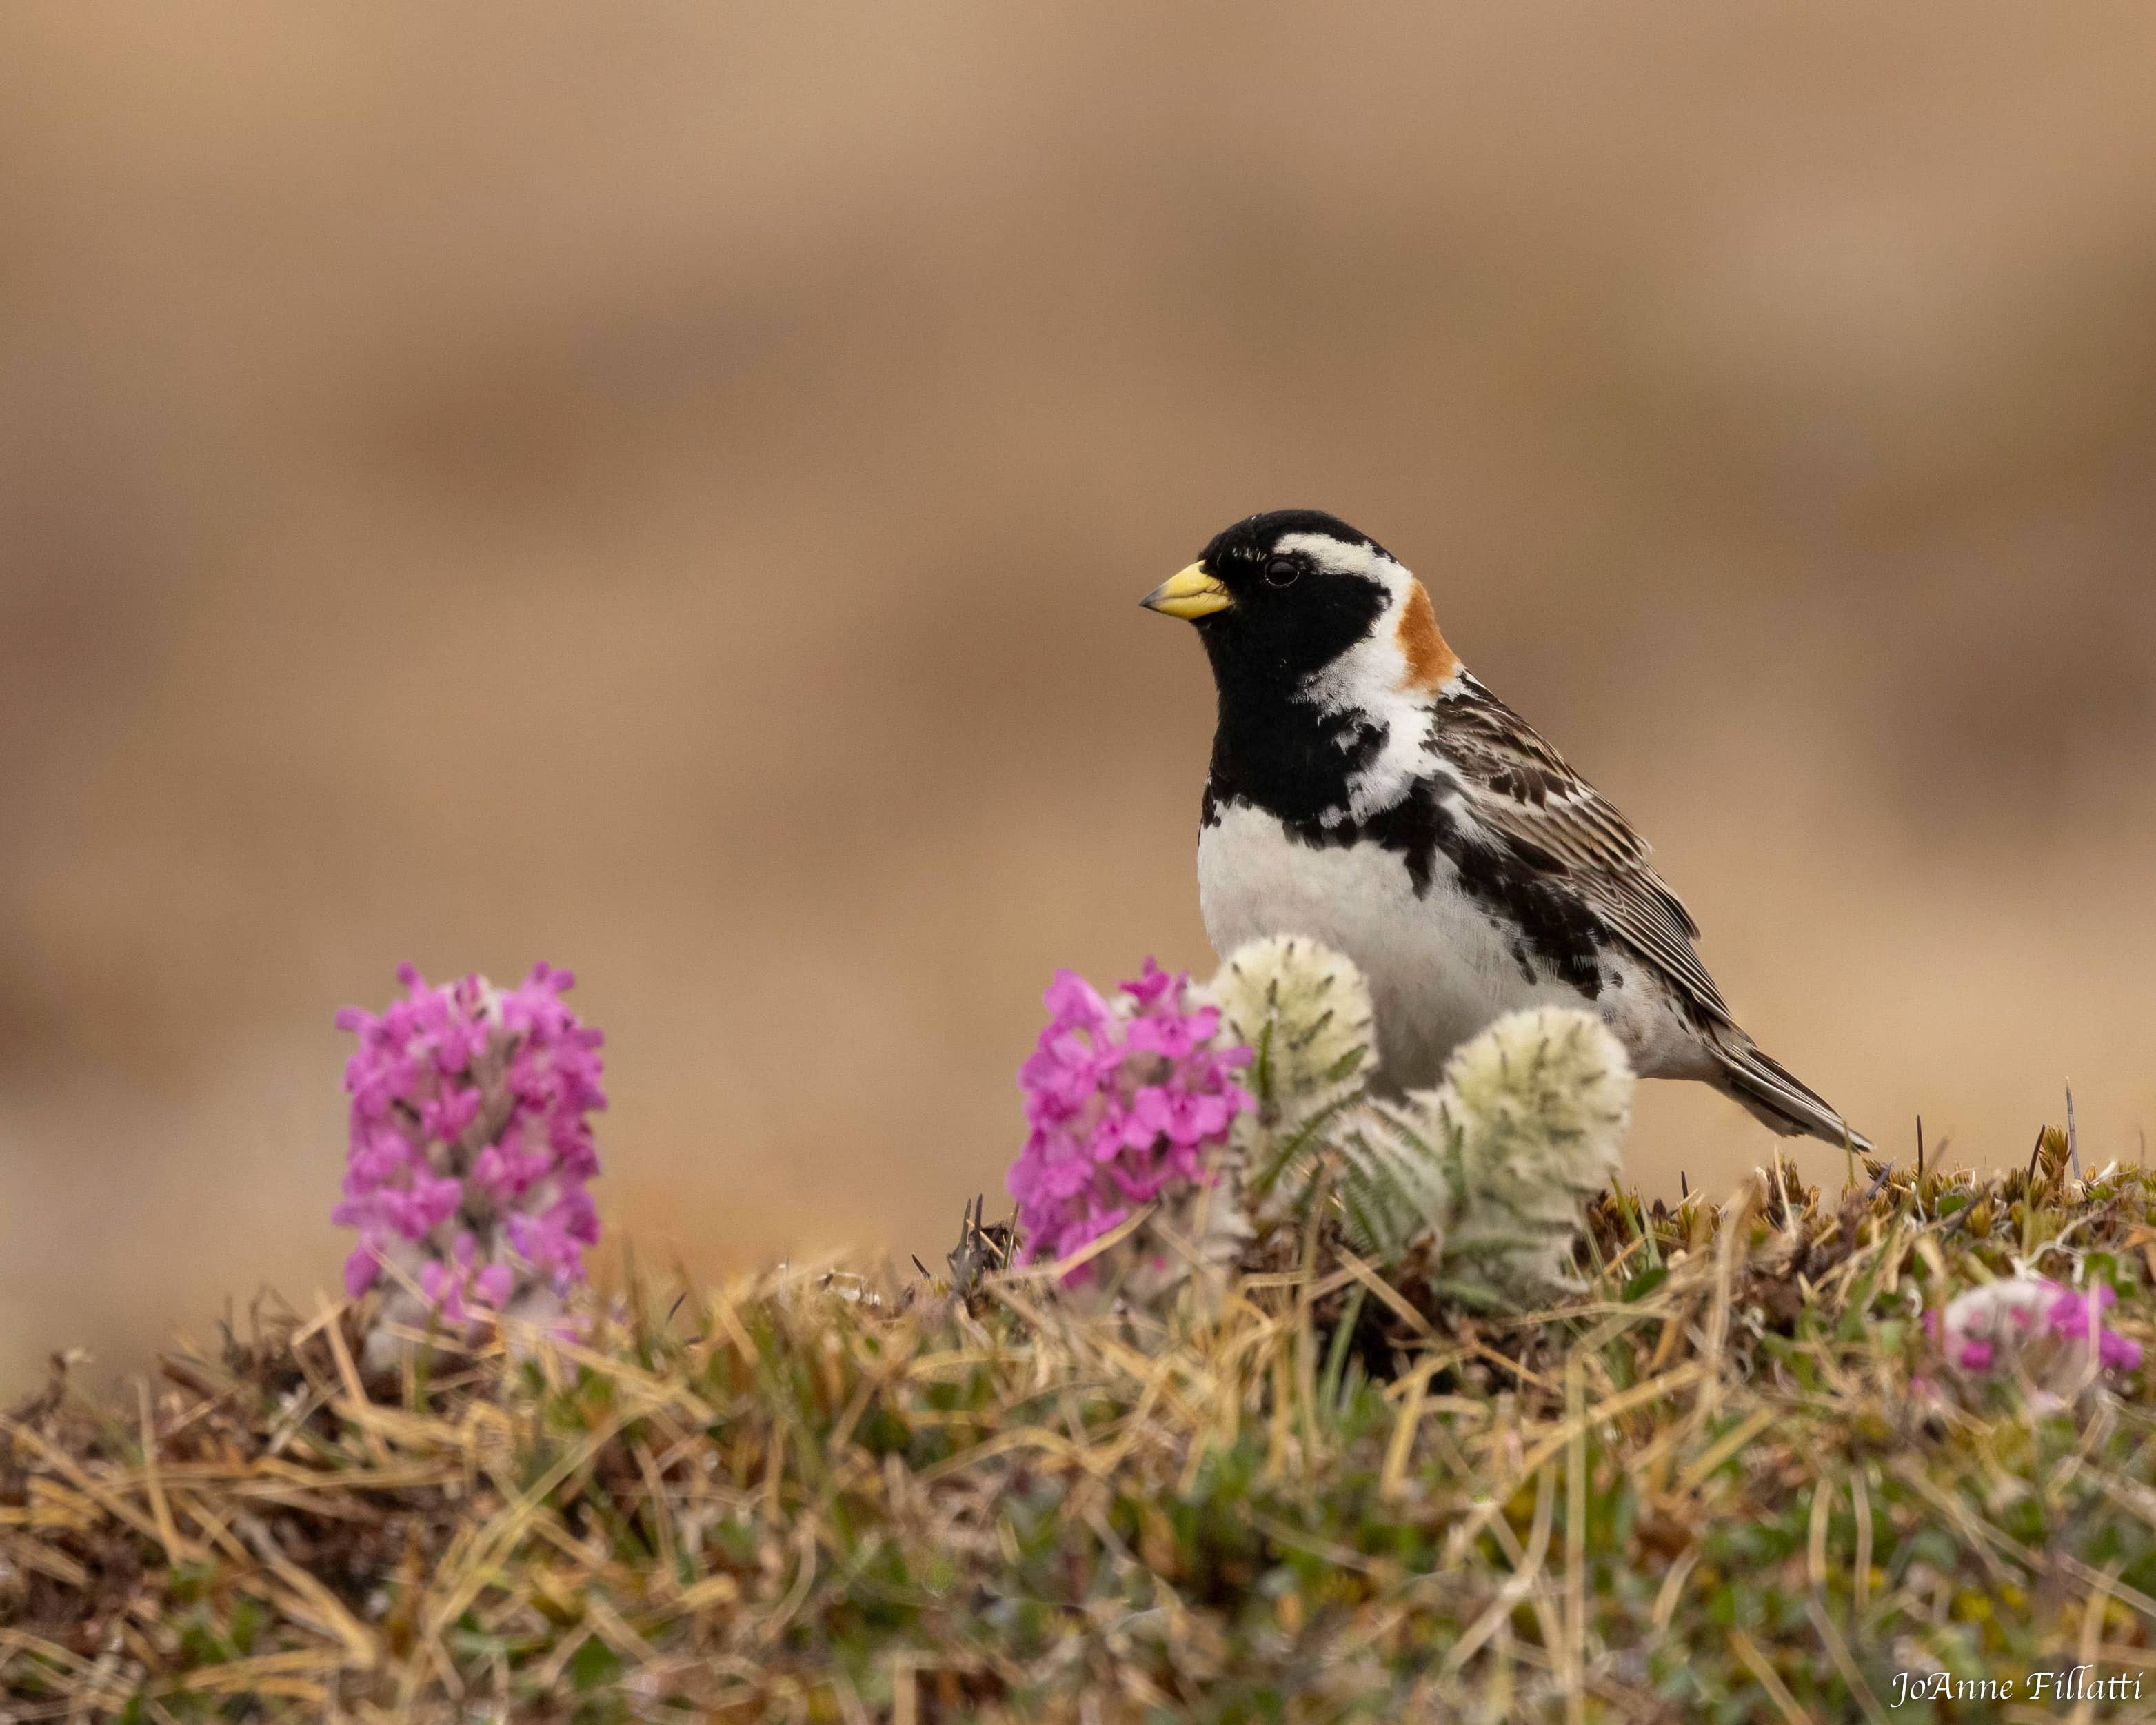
[1198,803,1717,1089]
[1196,803,1587,1091]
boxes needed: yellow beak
[1139,562,1233,621]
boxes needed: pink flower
[418,1234,518,1327]
[1007,958,1251,1281]
[1933,1276,2142,1392]
[343,1238,388,1299]
[333,961,605,1338]
[2049,1282,2143,1371]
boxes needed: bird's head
[1141,510,1460,713]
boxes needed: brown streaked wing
[1429,679,1735,1026]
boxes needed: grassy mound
[6,1139,2156,1722]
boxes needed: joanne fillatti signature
[1888,1665,2143,1706]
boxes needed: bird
[1140,507,1869,1151]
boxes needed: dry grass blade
[1440,1462,1558,1679]
[1802,1597,1889,1725]
[1563,1353,1586,1725]
[1728,1627,1815,1724]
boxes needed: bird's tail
[1711,1035,1872,1152]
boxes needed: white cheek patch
[1272,534,1418,709]
[1271,534,1433,819]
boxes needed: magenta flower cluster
[1009,958,1253,1276]
[2046,1282,2144,1371]
[1928,1277,2142,1376]
[332,962,605,1323]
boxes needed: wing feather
[1430,678,1735,1026]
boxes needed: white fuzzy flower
[1202,936,1377,1220]
[1204,934,1376,1113]
[1433,1007,1633,1301]
[1318,1007,1633,1302]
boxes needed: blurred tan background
[5,3,2155,1391]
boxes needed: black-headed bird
[1143,508,1868,1150]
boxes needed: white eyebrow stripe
[1271,531,1396,581]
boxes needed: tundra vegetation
[1,945,2149,1722]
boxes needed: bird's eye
[1264,558,1300,588]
